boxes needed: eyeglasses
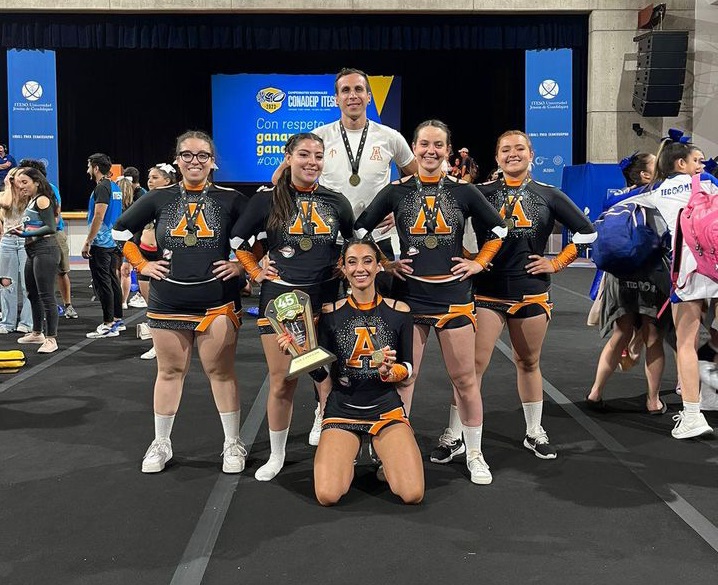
[178,151,212,164]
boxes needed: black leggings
[25,237,60,337]
[89,245,123,323]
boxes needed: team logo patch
[256,87,286,113]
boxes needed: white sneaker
[308,404,322,446]
[122,302,129,310]
[222,438,247,473]
[86,323,119,339]
[128,293,148,308]
[37,338,58,354]
[16,323,32,333]
[140,346,157,360]
[0,325,10,334]
[671,411,714,439]
[136,322,152,340]
[467,451,493,485]
[142,438,173,473]
[699,361,718,389]
[18,331,46,344]
[700,381,718,412]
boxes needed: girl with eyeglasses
[231,132,355,482]
[112,130,249,474]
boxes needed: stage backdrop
[525,48,572,188]
[212,73,402,184]
[6,49,59,185]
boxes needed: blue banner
[525,49,572,187]
[6,49,60,185]
[212,73,402,183]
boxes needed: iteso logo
[22,80,43,101]
[538,79,559,100]
[256,87,286,113]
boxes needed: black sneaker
[523,428,557,460]
[429,428,465,464]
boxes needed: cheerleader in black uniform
[356,120,507,485]
[112,130,249,474]
[277,237,423,505]
[449,130,596,462]
[231,133,355,482]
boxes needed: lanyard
[339,120,370,184]
[499,175,530,229]
[178,182,210,235]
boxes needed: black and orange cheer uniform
[112,182,248,330]
[318,296,413,435]
[355,175,506,329]
[230,184,355,333]
[473,177,596,318]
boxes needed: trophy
[265,290,336,380]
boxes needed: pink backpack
[679,174,718,282]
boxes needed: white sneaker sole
[671,425,714,439]
[523,438,558,459]
[142,456,171,473]
[222,459,246,474]
[470,473,493,485]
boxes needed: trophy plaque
[265,290,336,380]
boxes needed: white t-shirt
[314,120,414,243]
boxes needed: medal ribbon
[178,182,211,236]
[414,174,447,234]
[339,120,370,179]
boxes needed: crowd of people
[2,67,717,506]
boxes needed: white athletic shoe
[142,439,173,473]
[128,293,148,308]
[467,451,492,485]
[308,404,322,446]
[140,346,157,360]
[671,411,714,439]
[222,438,247,473]
[86,323,119,339]
[136,322,152,340]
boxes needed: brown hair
[495,130,533,155]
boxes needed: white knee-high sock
[448,404,462,438]
[255,428,289,482]
[522,400,543,437]
[154,413,175,441]
[462,424,483,459]
[219,410,241,441]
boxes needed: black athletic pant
[25,237,60,337]
[89,245,123,323]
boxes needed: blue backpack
[592,202,661,276]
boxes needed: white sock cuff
[683,401,700,414]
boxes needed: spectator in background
[122,166,147,203]
[459,147,479,184]
[19,158,78,320]
[0,167,33,334]
[0,144,17,191]
[83,153,124,338]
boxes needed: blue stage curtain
[0,13,588,51]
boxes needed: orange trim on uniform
[379,363,409,383]
[416,301,476,329]
[147,301,241,331]
[347,295,383,310]
[474,239,503,269]
[322,406,410,435]
[122,241,148,273]
[235,250,262,281]
[550,242,578,272]
[474,292,553,318]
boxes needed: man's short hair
[88,153,112,175]
[123,166,140,184]
[19,158,47,177]
[459,147,469,154]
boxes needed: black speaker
[633,30,689,118]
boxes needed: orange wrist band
[550,243,578,272]
[380,363,409,383]
[122,241,148,273]
[475,239,502,269]
[235,250,262,281]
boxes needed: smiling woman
[230,132,355,482]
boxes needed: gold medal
[425,234,438,249]
[372,349,385,364]
[184,232,198,246]
[299,237,313,251]
[349,173,361,187]
[504,217,515,230]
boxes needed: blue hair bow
[618,151,638,171]
[704,157,717,174]
[665,128,692,144]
